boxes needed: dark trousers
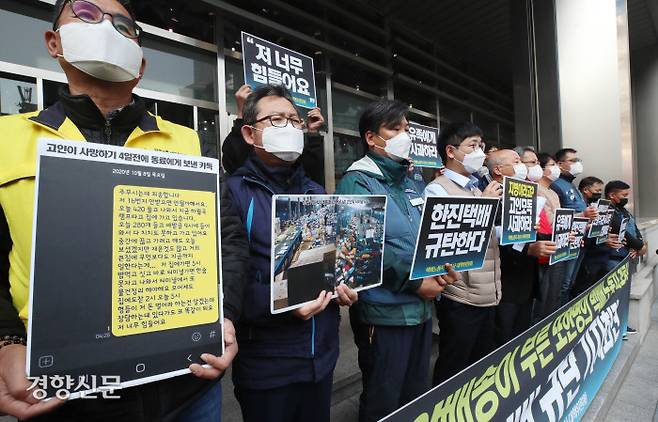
[495,302,532,346]
[533,262,565,322]
[571,258,608,299]
[561,252,585,304]
[433,298,495,386]
[352,315,432,422]
[234,375,332,422]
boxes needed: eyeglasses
[253,114,305,129]
[54,0,141,39]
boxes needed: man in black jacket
[0,0,247,420]
[222,84,326,185]
[486,149,558,345]
[606,180,647,270]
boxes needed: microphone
[476,166,493,184]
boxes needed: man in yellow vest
[0,0,247,420]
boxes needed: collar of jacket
[26,86,162,142]
[366,151,409,185]
[234,152,307,194]
[559,173,576,183]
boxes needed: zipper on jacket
[311,316,316,357]
[104,120,112,144]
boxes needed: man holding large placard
[551,148,598,304]
[225,84,357,422]
[486,149,558,345]
[423,122,504,386]
[0,1,247,420]
[337,100,458,422]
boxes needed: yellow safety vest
[0,108,202,326]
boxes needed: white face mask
[569,161,584,176]
[456,147,486,174]
[58,20,143,82]
[255,125,304,162]
[527,164,543,182]
[547,164,561,182]
[513,163,528,180]
[376,132,412,162]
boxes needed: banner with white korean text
[588,199,612,238]
[241,31,317,109]
[382,255,632,422]
[410,196,499,279]
[569,217,589,259]
[27,139,223,399]
[500,176,538,245]
[408,122,442,168]
[550,208,575,265]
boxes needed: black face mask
[588,192,602,203]
[618,198,628,208]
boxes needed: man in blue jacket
[336,99,459,422]
[225,84,357,422]
[550,148,597,303]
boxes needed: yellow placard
[112,185,219,336]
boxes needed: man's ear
[45,30,60,58]
[445,145,456,160]
[137,58,147,80]
[364,131,377,148]
[241,125,256,146]
[493,165,503,177]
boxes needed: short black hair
[53,0,138,30]
[578,176,604,191]
[242,84,298,125]
[537,152,555,168]
[555,148,577,162]
[437,121,483,162]
[514,146,535,157]
[605,180,630,197]
[358,99,408,141]
[484,143,499,153]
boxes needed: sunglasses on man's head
[54,0,141,39]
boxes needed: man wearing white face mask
[225,85,358,422]
[422,122,503,386]
[0,1,249,421]
[485,149,558,345]
[551,148,598,304]
[336,100,459,421]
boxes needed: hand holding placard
[189,319,238,380]
[292,291,333,321]
[416,264,460,300]
[0,345,65,419]
[333,284,358,307]
[527,241,558,258]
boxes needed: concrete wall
[631,44,658,219]
[554,0,635,203]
